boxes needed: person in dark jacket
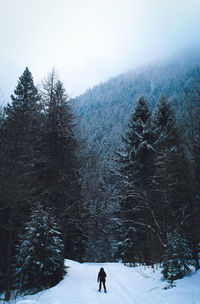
[97,267,107,292]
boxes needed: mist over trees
[1,49,200,299]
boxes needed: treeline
[0,68,87,300]
[116,92,200,284]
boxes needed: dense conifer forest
[1,49,200,300]
[74,49,200,265]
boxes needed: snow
[11,260,200,304]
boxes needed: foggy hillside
[74,48,200,158]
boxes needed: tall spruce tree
[151,95,195,277]
[152,95,192,238]
[0,106,6,292]
[0,67,41,300]
[180,87,200,269]
[117,96,157,264]
[38,72,87,261]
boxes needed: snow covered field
[13,260,200,304]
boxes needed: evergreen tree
[6,67,41,160]
[180,85,200,269]
[0,106,6,292]
[117,96,156,264]
[162,231,194,284]
[15,203,65,293]
[120,96,153,189]
[117,94,192,266]
[38,72,87,261]
[0,67,41,300]
[152,95,192,239]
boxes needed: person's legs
[103,280,106,292]
[98,281,102,291]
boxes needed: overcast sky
[1,0,200,101]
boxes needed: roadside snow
[11,260,200,304]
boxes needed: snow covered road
[15,260,200,304]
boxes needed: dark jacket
[97,268,106,282]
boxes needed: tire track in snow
[106,265,166,304]
[134,268,155,280]
[105,265,138,304]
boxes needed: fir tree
[152,95,192,238]
[15,203,65,293]
[117,96,156,264]
[38,72,87,261]
[120,96,153,188]
[0,67,41,300]
[162,231,194,284]
[180,86,200,269]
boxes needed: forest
[1,49,200,301]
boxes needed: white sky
[0,0,200,101]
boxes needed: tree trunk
[5,211,14,301]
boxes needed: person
[97,267,107,292]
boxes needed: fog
[0,0,200,101]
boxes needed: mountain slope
[74,48,200,157]
[14,260,200,304]
[72,49,200,262]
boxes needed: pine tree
[152,95,192,238]
[162,231,194,284]
[0,106,6,292]
[117,94,192,266]
[0,67,41,300]
[38,72,87,261]
[6,67,41,159]
[117,96,156,264]
[15,203,65,293]
[120,96,153,189]
[180,87,200,269]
